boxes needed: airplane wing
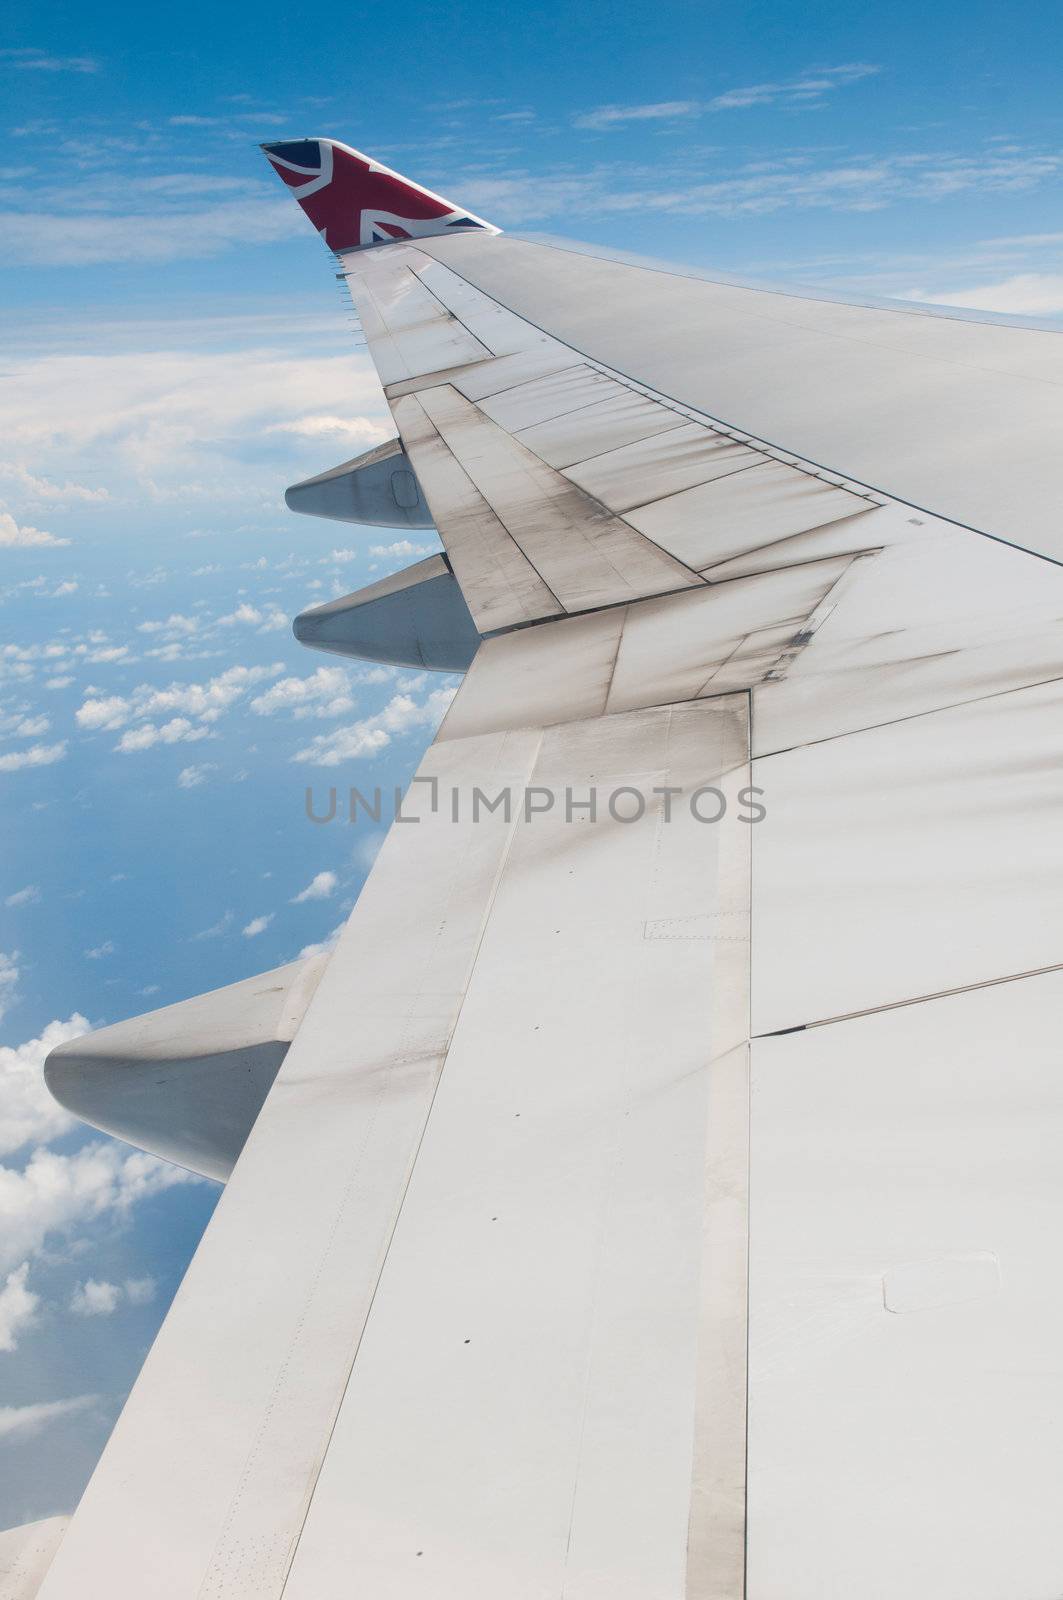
[33,139,1063,1600]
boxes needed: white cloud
[0,1394,96,1441]
[0,1262,38,1352]
[84,940,115,960]
[6,49,99,73]
[3,714,50,738]
[217,602,262,626]
[177,762,215,789]
[50,580,78,597]
[44,675,73,689]
[217,602,288,632]
[267,414,390,444]
[297,923,344,960]
[573,66,879,129]
[132,663,281,724]
[292,688,456,766]
[4,886,40,908]
[292,870,337,904]
[0,1015,88,1156]
[0,198,300,267]
[367,540,437,560]
[242,914,274,938]
[573,100,701,130]
[0,510,70,549]
[0,463,107,504]
[124,1275,156,1305]
[114,718,212,752]
[0,342,389,525]
[907,273,1063,315]
[250,665,354,720]
[76,694,129,731]
[70,1277,121,1317]
[0,952,18,1025]
[136,613,198,636]
[0,740,66,771]
[0,1143,196,1274]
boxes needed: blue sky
[2,0,1062,1528]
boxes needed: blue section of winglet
[261,139,321,168]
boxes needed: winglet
[261,138,499,253]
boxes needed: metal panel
[414,384,703,612]
[477,363,625,431]
[752,521,1063,752]
[413,259,557,357]
[36,727,544,1600]
[0,1518,67,1600]
[604,557,856,716]
[750,677,1063,1033]
[626,460,873,571]
[704,511,884,580]
[390,392,562,631]
[566,424,761,513]
[348,251,493,382]
[414,232,1063,564]
[515,389,685,468]
[283,698,751,1600]
[385,348,581,403]
[439,606,624,738]
[439,555,857,740]
[748,973,1063,1600]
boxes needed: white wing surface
[33,139,1063,1600]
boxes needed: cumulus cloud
[0,1262,38,1352]
[132,663,281,723]
[76,695,129,731]
[250,665,355,720]
[69,1275,156,1316]
[217,602,288,631]
[242,914,273,938]
[177,762,215,789]
[70,1278,121,1317]
[292,688,456,766]
[367,540,438,560]
[135,613,198,636]
[0,510,70,548]
[291,870,337,904]
[74,664,282,755]
[297,923,344,961]
[0,1015,88,1156]
[0,741,66,771]
[4,886,40,908]
[0,1394,96,1441]
[0,1143,196,1274]
[0,952,19,1024]
[115,718,211,752]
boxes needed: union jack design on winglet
[261,138,499,253]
